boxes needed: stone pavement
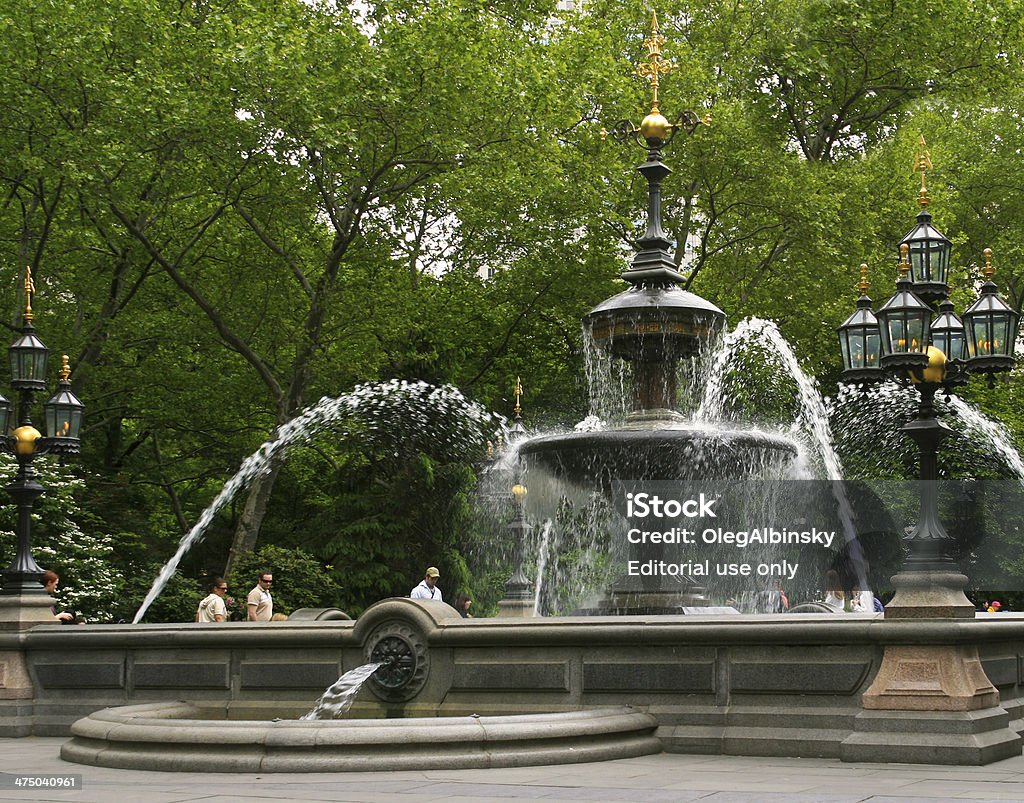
[3,738,1024,802]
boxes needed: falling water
[696,318,845,481]
[694,317,869,589]
[830,381,1024,484]
[946,396,1024,483]
[133,380,497,623]
[532,519,553,616]
[301,663,382,720]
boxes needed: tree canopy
[1,0,1023,619]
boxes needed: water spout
[134,381,497,623]
[300,662,383,721]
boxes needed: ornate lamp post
[497,378,535,617]
[509,377,527,438]
[496,479,534,614]
[591,11,721,419]
[836,141,1021,765]
[837,138,1018,606]
[0,268,84,599]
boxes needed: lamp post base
[841,571,1019,764]
[496,597,536,618]
[883,570,976,619]
[841,707,1020,765]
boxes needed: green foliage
[119,566,206,624]
[229,545,343,618]
[0,0,1023,609]
[0,457,126,622]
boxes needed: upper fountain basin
[585,285,726,361]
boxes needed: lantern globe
[8,328,48,391]
[43,384,85,448]
[876,276,931,372]
[930,299,966,362]
[963,284,1019,375]
[899,210,952,303]
[837,297,883,384]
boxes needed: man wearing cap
[410,567,443,602]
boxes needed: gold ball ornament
[909,346,948,385]
[12,425,41,456]
[639,111,672,142]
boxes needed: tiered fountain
[12,12,1024,773]
[520,16,796,613]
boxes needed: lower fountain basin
[61,702,660,772]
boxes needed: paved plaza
[3,738,1024,802]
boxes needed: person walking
[246,571,274,621]
[410,567,443,603]
[196,576,229,622]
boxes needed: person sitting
[851,585,876,613]
[823,570,846,612]
[453,594,473,618]
[42,570,74,623]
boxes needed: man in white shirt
[196,577,228,622]
[410,567,443,603]
[247,571,273,621]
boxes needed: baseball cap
[425,567,440,578]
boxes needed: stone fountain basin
[61,702,660,772]
[520,426,798,484]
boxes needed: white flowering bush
[0,455,124,622]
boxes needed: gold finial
[913,135,932,208]
[23,265,35,323]
[899,244,911,277]
[513,376,523,417]
[983,247,995,280]
[858,263,869,295]
[635,10,675,115]
[59,354,71,383]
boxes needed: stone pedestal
[860,643,999,711]
[882,571,976,620]
[842,708,1020,765]
[840,571,1021,765]
[0,594,59,631]
[0,595,57,736]
[496,597,536,618]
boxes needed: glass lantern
[876,251,932,372]
[838,297,883,384]
[899,210,952,304]
[9,326,48,392]
[930,299,966,362]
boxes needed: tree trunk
[224,455,285,580]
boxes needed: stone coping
[12,612,1024,650]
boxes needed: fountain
[13,13,1024,774]
[516,25,804,613]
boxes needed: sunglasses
[217,586,228,590]
[260,579,273,584]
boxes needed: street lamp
[836,138,1018,606]
[0,267,84,596]
[501,479,533,603]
